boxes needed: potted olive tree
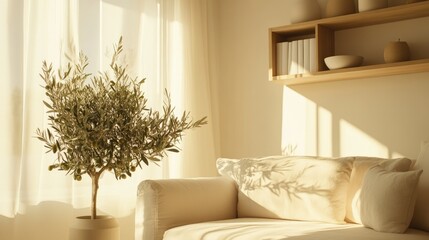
[36,38,207,240]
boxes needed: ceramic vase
[358,0,388,12]
[290,0,321,23]
[326,0,356,17]
[384,40,410,63]
[69,216,120,240]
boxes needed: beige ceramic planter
[290,0,321,23]
[69,215,119,240]
[384,40,410,63]
[358,0,388,12]
[326,0,356,17]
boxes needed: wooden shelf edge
[270,59,429,86]
[270,1,429,33]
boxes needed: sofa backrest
[217,156,413,225]
[217,156,354,224]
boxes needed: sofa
[135,142,429,240]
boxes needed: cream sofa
[135,143,429,240]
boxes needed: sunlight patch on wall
[282,87,317,156]
[282,87,335,157]
[281,87,398,158]
[318,107,332,157]
[339,120,389,157]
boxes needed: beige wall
[214,0,429,160]
[214,0,290,159]
[3,1,429,240]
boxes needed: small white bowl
[324,55,364,70]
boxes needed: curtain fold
[0,0,217,239]
[0,0,24,218]
[159,0,217,178]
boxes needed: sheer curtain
[0,0,217,239]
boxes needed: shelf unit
[269,1,429,86]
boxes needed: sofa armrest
[135,176,238,240]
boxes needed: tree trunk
[91,174,100,220]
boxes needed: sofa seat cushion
[217,156,354,223]
[163,218,429,240]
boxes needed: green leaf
[141,156,149,166]
[43,101,53,110]
[52,144,57,153]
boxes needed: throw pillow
[217,156,353,224]
[411,141,429,231]
[345,157,412,223]
[360,166,422,233]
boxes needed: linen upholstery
[163,218,429,240]
[217,156,353,223]
[412,141,429,231]
[136,155,428,240]
[360,166,422,233]
[345,157,412,223]
[135,177,237,240]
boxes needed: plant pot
[290,0,321,23]
[358,0,388,12]
[69,215,119,240]
[384,40,410,63]
[326,0,356,17]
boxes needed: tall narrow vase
[290,0,321,23]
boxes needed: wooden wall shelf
[269,1,429,85]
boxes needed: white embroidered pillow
[217,156,353,223]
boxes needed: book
[297,39,304,74]
[289,40,299,75]
[288,42,293,75]
[304,39,311,74]
[309,38,317,73]
[276,42,289,75]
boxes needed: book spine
[276,42,289,75]
[297,39,304,74]
[310,38,317,73]
[304,39,310,74]
[289,40,299,75]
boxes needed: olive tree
[36,38,207,219]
